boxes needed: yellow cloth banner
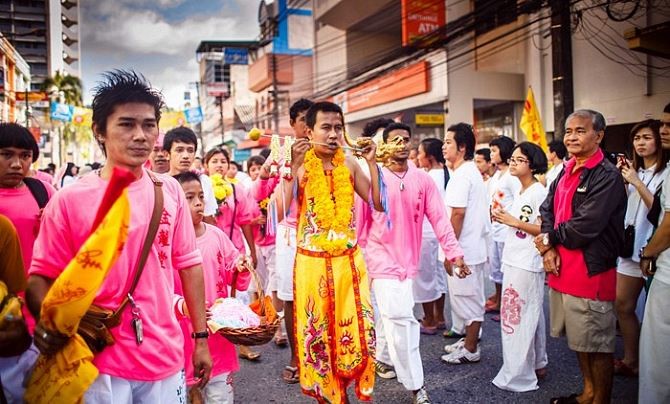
[72,107,92,127]
[24,189,131,404]
[520,87,548,152]
[159,111,188,131]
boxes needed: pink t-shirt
[215,183,256,252]
[0,179,56,273]
[30,171,202,381]
[32,170,54,185]
[365,165,464,281]
[248,179,276,246]
[174,223,250,385]
[252,176,298,229]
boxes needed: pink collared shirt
[30,171,202,381]
[365,165,464,281]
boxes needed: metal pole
[24,88,29,127]
[219,94,224,146]
[550,0,574,138]
[271,53,280,135]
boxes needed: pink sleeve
[29,194,76,280]
[169,183,203,270]
[423,177,464,261]
[234,185,257,226]
[251,177,279,201]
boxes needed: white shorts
[250,244,278,293]
[617,257,643,278]
[85,370,186,403]
[275,224,297,301]
[413,236,447,303]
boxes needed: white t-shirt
[501,182,547,272]
[655,168,670,284]
[489,168,522,242]
[199,173,218,217]
[442,161,489,265]
[624,165,669,263]
[545,162,564,187]
[422,168,448,236]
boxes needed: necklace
[388,168,409,191]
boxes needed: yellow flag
[24,187,131,403]
[520,87,548,152]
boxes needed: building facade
[0,34,31,123]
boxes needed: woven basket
[215,267,281,346]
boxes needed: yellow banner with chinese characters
[520,87,548,152]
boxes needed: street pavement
[233,285,639,403]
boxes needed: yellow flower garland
[304,148,354,255]
[210,173,233,203]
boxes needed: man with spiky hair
[26,70,211,401]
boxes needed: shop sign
[401,0,446,46]
[207,82,229,97]
[16,91,49,102]
[344,61,430,114]
[415,113,444,126]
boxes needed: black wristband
[191,331,209,339]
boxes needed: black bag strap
[443,166,450,189]
[23,177,49,209]
[229,183,237,239]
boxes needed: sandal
[238,346,261,361]
[420,325,437,335]
[436,321,446,330]
[442,329,465,338]
[549,393,578,404]
[282,365,299,384]
[274,335,288,347]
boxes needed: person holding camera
[614,120,669,378]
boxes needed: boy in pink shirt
[26,70,211,402]
[173,172,251,403]
[364,123,467,403]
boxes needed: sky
[80,0,260,109]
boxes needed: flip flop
[442,329,465,338]
[239,348,261,361]
[420,325,438,335]
[274,335,288,347]
[549,393,579,404]
[282,366,300,384]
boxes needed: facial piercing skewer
[248,128,363,152]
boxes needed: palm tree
[40,71,83,106]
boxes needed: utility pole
[271,52,280,135]
[218,94,225,146]
[550,0,574,139]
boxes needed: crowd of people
[0,69,669,404]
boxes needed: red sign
[401,0,446,46]
[207,83,229,97]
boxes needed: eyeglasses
[509,157,529,165]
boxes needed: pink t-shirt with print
[0,179,56,273]
[215,183,256,252]
[174,223,250,386]
[30,171,202,381]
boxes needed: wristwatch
[191,331,209,339]
[639,247,656,260]
[542,233,550,247]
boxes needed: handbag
[77,172,163,353]
[620,224,635,258]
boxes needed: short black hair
[173,171,201,185]
[447,123,476,160]
[247,155,265,171]
[514,142,548,175]
[664,102,670,114]
[289,98,314,122]
[91,70,164,154]
[0,123,39,162]
[475,147,491,162]
[230,161,242,170]
[362,118,395,138]
[204,147,230,167]
[489,135,516,162]
[259,148,271,159]
[548,140,567,159]
[382,122,412,143]
[164,127,198,153]
[420,138,445,164]
[305,101,344,129]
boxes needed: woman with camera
[615,119,669,377]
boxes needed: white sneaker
[412,386,431,404]
[441,345,481,364]
[443,338,465,354]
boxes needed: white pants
[201,372,233,403]
[639,277,670,404]
[488,241,505,285]
[250,244,277,294]
[446,263,486,334]
[372,278,423,391]
[275,224,297,301]
[85,370,186,404]
[413,236,448,303]
[0,344,38,404]
[492,265,548,392]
